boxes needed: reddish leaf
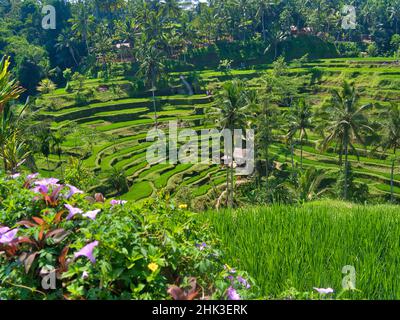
[46,229,70,244]
[32,217,45,226]
[38,225,45,241]
[24,252,39,273]
[58,245,70,274]
[16,237,37,246]
[167,286,185,300]
[54,210,65,224]
[17,220,37,228]
[167,278,199,300]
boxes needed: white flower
[314,287,334,294]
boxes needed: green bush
[0,174,254,300]
[335,42,361,57]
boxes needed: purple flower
[237,276,251,289]
[227,287,241,300]
[27,173,39,180]
[66,184,84,199]
[314,287,334,295]
[74,241,99,264]
[224,265,236,274]
[83,209,101,221]
[196,242,207,251]
[110,199,127,206]
[10,173,21,179]
[0,227,10,235]
[32,184,49,194]
[81,271,89,280]
[0,229,19,245]
[35,178,59,186]
[65,204,83,220]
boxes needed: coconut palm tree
[318,81,373,200]
[37,79,57,94]
[107,167,129,195]
[378,104,400,202]
[286,98,314,169]
[389,0,400,34]
[52,131,66,178]
[249,88,280,192]
[213,79,250,208]
[55,29,79,66]
[69,4,95,53]
[136,39,166,129]
[288,167,331,203]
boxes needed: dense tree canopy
[1,0,399,93]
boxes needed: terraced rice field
[36,57,400,203]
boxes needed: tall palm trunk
[69,47,78,66]
[290,139,295,171]
[265,144,269,192]
[300,137,304,169]
[391,158,395,203]
[343,134,349,200]
[390,148,396,203]
[261,9,266,43]
[151,77,158,130]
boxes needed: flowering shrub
[0,174,255,300]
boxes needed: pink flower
[82,271,89,280]
[10,173,21,179]
[66,184,84,199]
[0,227,10,235]
[65,204,83,220]
[74,241,99,264]
[33,185,49,194]
[227,287,241,300]
[35,178,59,186]
[83,209,101,221]
[237,276,251,289]
[27,173,39,180]
[0,228,19,245]
[314,287,334,294]
[196,242,207,251]
[110,199,127,206]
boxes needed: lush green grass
[121,181,153,201]
[202,201,400,299]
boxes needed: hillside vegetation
[33,57,400,207]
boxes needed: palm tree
[137,39,166,129]
[161,0,182,19]
[264,23,288,59]
[378,104,400,202]
[107,167,129,195]
[318,81,373,200]
[253,0,277,43]
[289,167,331,203]
[286,99,314,169]
[249,88,280,192]
[389,0,400,34]
[52,131,66,178]
[69,4,94,53]
[213,79,250,208]
[37,79,57,94]
[55,29,79,66]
